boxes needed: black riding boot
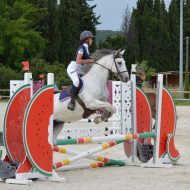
[67,85,78,111]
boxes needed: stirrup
[67,101,75,111]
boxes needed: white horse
[53,49,129,134]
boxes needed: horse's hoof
[101,115,108,122]
[67,102,75,111]
[94,116,102,124]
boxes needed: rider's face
[88,38,93,46]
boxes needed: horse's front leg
[86,99,116,124]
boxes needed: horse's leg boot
[67,85,78,111]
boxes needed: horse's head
[92,49,129,83]
[112,49,129,82]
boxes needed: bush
[30,58,71,88]
[0,64,21,89]
[46,62,71,88]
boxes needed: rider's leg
[67,69,80,111]
[67,85,78,111]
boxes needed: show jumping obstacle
[1,72,180,184]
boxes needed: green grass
[174,100,190,106]
[0,98,8,103]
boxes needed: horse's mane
[82,49,115,75]
[91,49,115,61]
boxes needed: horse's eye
[118,61,122,65]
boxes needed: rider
[67,30,95,111]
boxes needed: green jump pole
[55,132,155,146]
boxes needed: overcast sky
[88,0,172,31]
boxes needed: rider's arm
[76,53,94,64]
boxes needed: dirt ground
[0,106,190,190]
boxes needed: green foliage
[47,0,60,63]
[184,65,190,99]
[168,0,180,71]
[0,64,21,89]
[175,100,190,105]
[0,0,47,70]
[0,0,99,87]
[58,0,81,64]
[53,0,99,64]
[29,58,70,88]
[46,62,71,87]
[127,0,172,72]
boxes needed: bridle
[94,54,128,78]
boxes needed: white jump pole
[47,73,54,148]
[47,73,54,85]
[24,72,33,98]
[131,74,137,163]
[153,74,163,165]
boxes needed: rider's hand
[89,59,95,63]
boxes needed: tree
[127,0,172,72]
[58,0,81,64]
[134,0,155,64]
[0,0,47,70]
[168,0,180,71]
[0,64,21,89]
[151,0,171,71]
[184,0,190,37]
[121,6,131,38]
[47,0,61,63]
[126,11,140,66]
[58,0,99,65]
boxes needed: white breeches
[67,62,80,87]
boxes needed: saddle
[59,79,95,118]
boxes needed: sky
[88,0,172,31]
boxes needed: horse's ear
[120,50,125,55]
[114,49,121,58]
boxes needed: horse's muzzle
[119,72,129,83]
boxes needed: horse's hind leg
[53,120,65,142]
